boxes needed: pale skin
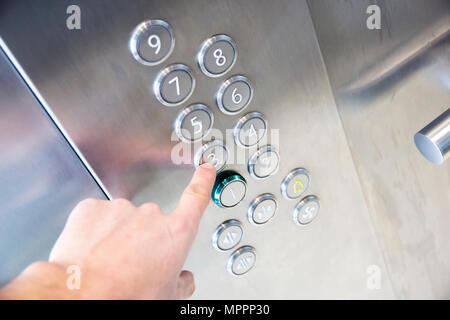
[0,163,216,300]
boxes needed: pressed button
[129,20,174,66]
[293,195,320,225]
[174,104,213,142]
[197,34,237,77]
[280,167,311,200]
[211,170,247,208]
[194,140,228,171]
[153,64,195,106]
[212,219,243,251]
[247,193,277,225]
[227,246,256,276]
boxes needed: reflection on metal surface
[414,108,450,165]
[0,41,107,286]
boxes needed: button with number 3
[129,20,174,66]
[197,34,237,78]
[153,64,195,106]
[216,75,253,115]
[174,104,213,142]
[194,140,228,172]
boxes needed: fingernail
[200,162,215,170]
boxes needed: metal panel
[309,0,450,298]
[0,46,107,286]
[0,0,393,298]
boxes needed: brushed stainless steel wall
[0,47,107,286]
[2,0,447,299]
[308,0,450,298]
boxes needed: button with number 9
[129,20,175,66]
[197,34,237,77]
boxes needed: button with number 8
[153,64,195,106]
[197,34,237,78]
[216,75,253,115]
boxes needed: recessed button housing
[293,195,320,225]
[197,34,237,77]
[280,167,311,200]
[153,64,195,106]
[174,104,213,142]
[233,112,266,148]
[129,19,174,66]
[248,145,280,179]
[212,170,247,208]
[216,75,253,115]
[194,140,228,171]
[212,219,243,251]
[247,193,277,225]
[227,245,256,276]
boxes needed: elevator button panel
[248,145,280,179]
[293,195,320,226]
[212,219,243,251]
[197,34,237,77]
[175,104,213,142]
[234,112,267,148]
[194,140,228,171]
[227,246,256,276]
[129,20,175,66]
[281,167,311,200]
[153,64,195,106]
[216,75,253,115]
[247,193,278,225]
[129,22,321,276]
[212,171,247,208]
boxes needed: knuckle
[77,198,99,209]
[139,202,161,213]
[185,183,211,200]
[112,198,133,208]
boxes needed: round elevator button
[212,219,243,251]
[233,112,266,147]
[293,195,320,225]
[216,75,253,115]
[212,170,247,208]
[280,167,311,200]
[153,64,195,106]
[174,104,213,142]
[129,19,174,66]
[194,140,228,172]
[197,34,237,77]
[247,193,278,225]
[227,246,256,276]
[248,145,280,179]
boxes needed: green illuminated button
[212,171,247,208]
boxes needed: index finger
[171,163,216,229]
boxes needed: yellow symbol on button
[293,180,304,193]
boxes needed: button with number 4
[234,112,267,147]
[174,104,213,142]
[216,75,253,115]
[129,20,175,66]
[153,64,195,106]
[293,195,320,225]
[197,34,237,77]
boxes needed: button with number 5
[216,75,253,115]
[153,64,195,106]
[129,20,174,66]
[174,104,214,142]
[197,34,237,77]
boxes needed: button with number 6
[197,34,237,77]
[216,75,253,115]
[153,64,195,107]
